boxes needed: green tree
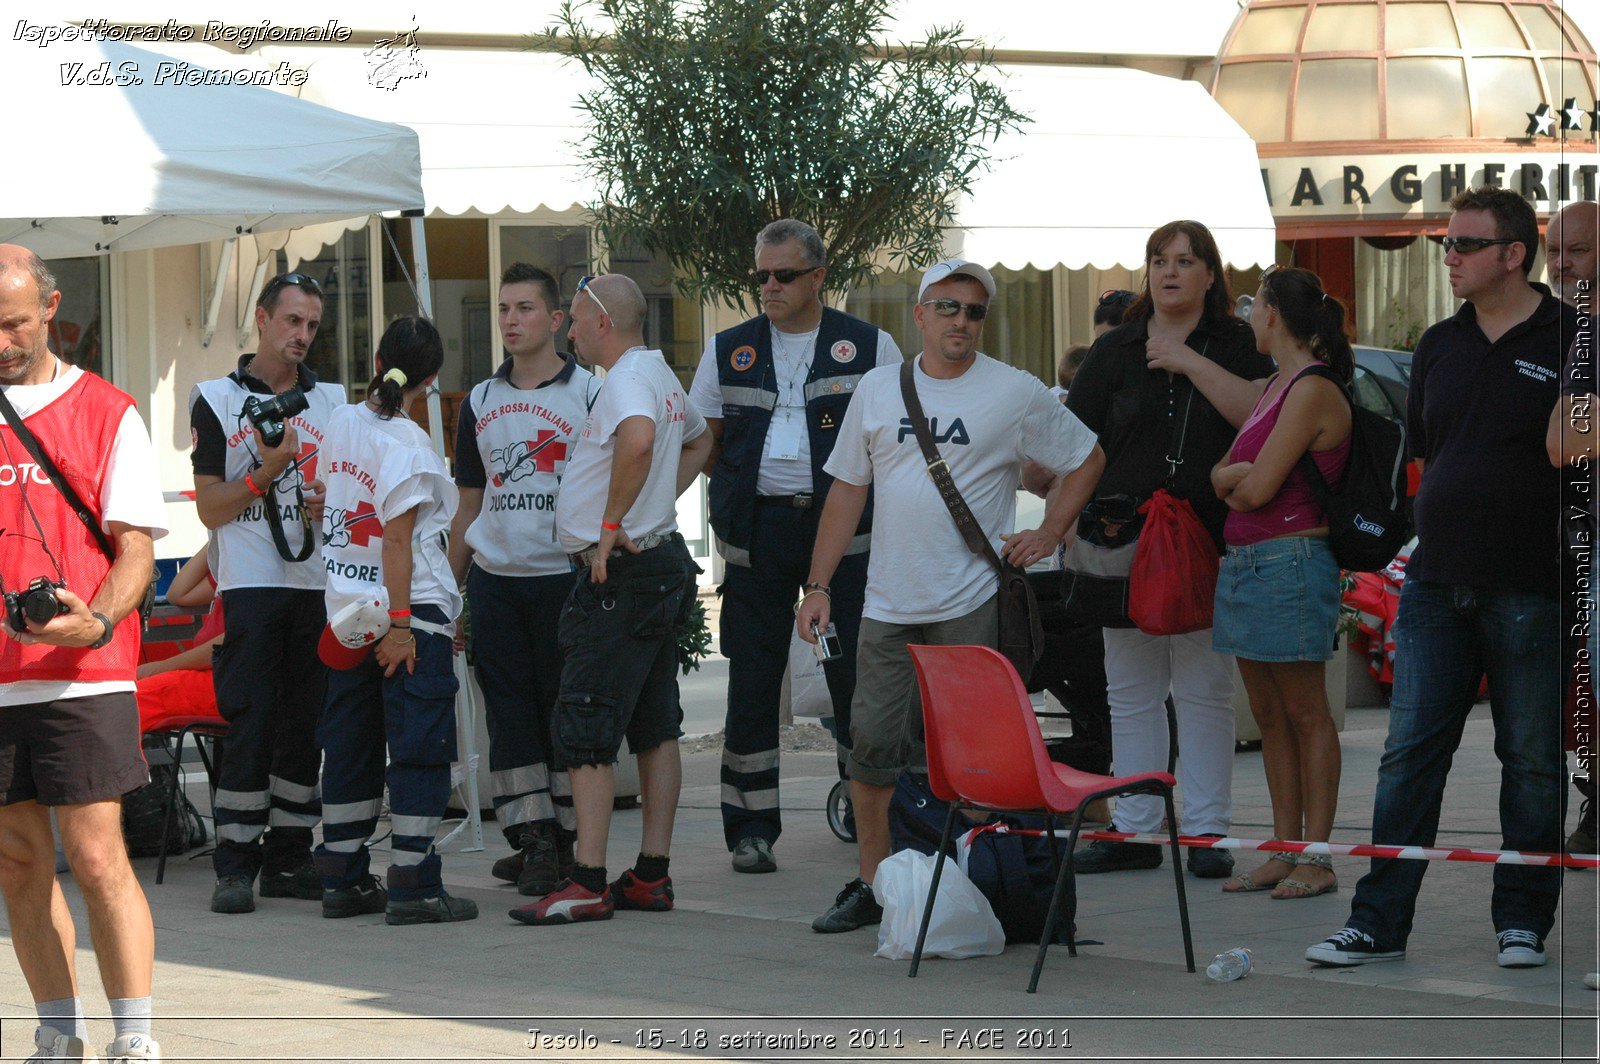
[545,0,1027,309]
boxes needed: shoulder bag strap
[0,386,116,560]
[1288,362,1351,509]
[899,360,1004,574]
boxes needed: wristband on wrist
[88,611,114,650]
[802,581,831,594]
[601,520,622,531]
[243,471,267,497]
[388,609,412,619]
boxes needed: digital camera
[243,387,310,448]
[810,621,843,663]
[4,577,70,631]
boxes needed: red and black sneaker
[611,869,674,912]
[508,879,614,925]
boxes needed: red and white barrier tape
[969,824,1600,869]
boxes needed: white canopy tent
[293,48,1274,268]
[0,35,423,256]
[951,65,1278,270]
[0,30,486,851]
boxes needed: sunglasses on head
[262,271,322,301]
[752,266,822,286]
[1441,236,1517,254]
[576,274,611,320]
[1097,289,1133,305]
[919,298,989,321]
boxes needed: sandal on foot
[1273,852,1337,899]
[1222,853,1296,893]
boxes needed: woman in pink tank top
[1210,266,1353,900]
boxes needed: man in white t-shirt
[511,274,711,926]
[448,264,600,896]
[688,219,902,875]
[0,246,169,1062]
[796,259,1105,934]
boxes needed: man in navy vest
[688,219,902,874]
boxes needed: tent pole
[407,210,485,854]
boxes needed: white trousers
[1102,627,1236,835]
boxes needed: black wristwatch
[88,612,114,649]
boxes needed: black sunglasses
[1441,236,1517,254]
[263,271,323,299]
[752,266,822,286]
[919,298,989,321]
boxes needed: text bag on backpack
[1292,363,1410,572]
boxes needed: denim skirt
[1212,536,1341,662]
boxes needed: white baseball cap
[918,259,997,301]
[317,595,391,670]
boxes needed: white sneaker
[1495,929,1547,968]
[26,1026,98,1062]
[104,1034,159,1063]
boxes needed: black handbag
[899,362,1044,681]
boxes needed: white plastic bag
[872,849,1006,961]
[787,630,832,720]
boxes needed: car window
[1351,364,1396,419]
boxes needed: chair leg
[1029,807,1082,994]
[909,804,959,979]
[1162,789,1195,972]
[155,729,187,886]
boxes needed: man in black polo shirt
[1308,188,1577,970]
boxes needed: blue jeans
[1348,580,1565,945]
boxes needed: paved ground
[1,687,1596,1061]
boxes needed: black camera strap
[263,474,315,563]
[0,385,115,561]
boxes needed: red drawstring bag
[1128,489,1219,636]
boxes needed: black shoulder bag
[0,387,158,621]
[899,361,1044,681]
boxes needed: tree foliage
[545,0,1027,309]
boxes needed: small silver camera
[810,621,843,663]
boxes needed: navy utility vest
[709,307,877,558]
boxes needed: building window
[44,256,109,379]
[272,227,373,394]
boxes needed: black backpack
[1291,363,1411,572]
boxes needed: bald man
[1546,200,1598,863]
[0,245,167,1061]
[510,274,712,925]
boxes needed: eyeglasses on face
[919,298,989,321]
[752,266,822,286]
[576,274,612,320]
[1441,236,1517,254]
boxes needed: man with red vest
[0,245,168,1062]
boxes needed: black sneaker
[386,889,480,925]
[323,874,388,919]
[1305,926,1406,966]
[210,875,255,914]
[1496,929,1548,968]
[812,877,882,933]
[490,850,524,884]
[260,860,322,900]
[517,829,562,897]
[1072,829,1163,874]
[1568,797,1596,860]
[1185,834,1235,878]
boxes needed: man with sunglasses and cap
[1308,188,1578,971]
[796,259,1104,932]
[190,271,345,916]
[687,219,902,876]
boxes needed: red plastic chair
[136,670,227,884]
[907,644,1194,992]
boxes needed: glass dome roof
[1211,0,1597,144]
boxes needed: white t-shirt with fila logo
[322,403,461,623]
[556,347,707,554]
[455,358,601,577]
[189,371,345,591]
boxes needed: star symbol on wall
[1526,102,1556,137]
[1562,97,1586,131]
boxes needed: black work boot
[517,825,563,897]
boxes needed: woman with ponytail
[1208,266,1353,899]
[313,316,479,924]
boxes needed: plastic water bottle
[1206,947,1252,982]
